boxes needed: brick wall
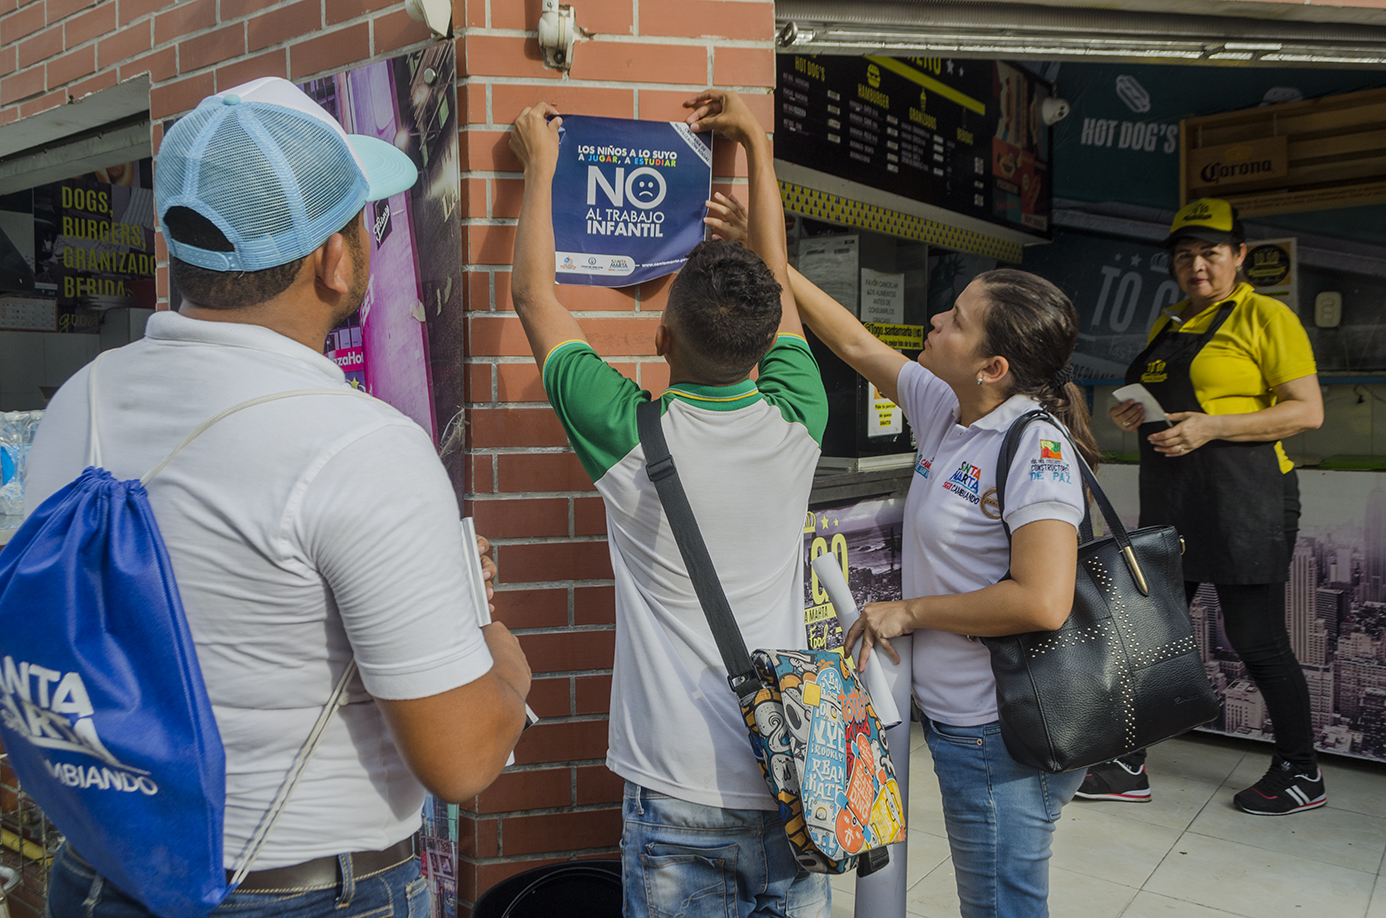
[457,0,775,909]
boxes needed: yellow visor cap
[1163,198,1237,247]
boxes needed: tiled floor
[830,725,1386,917]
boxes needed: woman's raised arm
[788,266,910,404]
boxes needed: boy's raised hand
[704,191,748,243]
[509,103,562,177]
[683,90,763,148]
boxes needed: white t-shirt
[24,312,494,869]
[894,361,1086,726]
[542,337,827,811]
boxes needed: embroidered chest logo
[943,461,983,505]
[980,487,1001,520]
[914,455,934,479]
[1141,358,1168,384]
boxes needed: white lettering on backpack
[42,759,157,795]
[0,655,155,791]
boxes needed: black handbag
[985,409,1219,774]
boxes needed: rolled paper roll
[810,553,902,728]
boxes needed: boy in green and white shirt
[509,92,829,918]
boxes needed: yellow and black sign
[1245,243,1291,287]
[866,323,925,350]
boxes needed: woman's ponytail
[1043,379,1102,470]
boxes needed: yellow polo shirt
[1143,283,1316,473]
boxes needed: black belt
[228,837,416,893]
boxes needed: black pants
[1124,471,1316,772]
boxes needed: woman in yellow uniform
[1078,199,1326,815]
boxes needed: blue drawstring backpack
[0,353,365,917]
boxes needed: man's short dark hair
[664,241,781,384]
[166,207,363,310]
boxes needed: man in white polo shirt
[507,91,829,918]
[24,78,531,917]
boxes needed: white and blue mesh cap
[155,77,418,272]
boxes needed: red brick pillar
[456,0,775,909]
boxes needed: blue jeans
[924,720,1084,918]
[621,782,830,918]
[45,843,430,918]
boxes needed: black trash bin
[471,860,621,918]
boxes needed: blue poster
[552,115,712,287]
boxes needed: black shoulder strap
[995,408,1157,597]
[635,399,760,700]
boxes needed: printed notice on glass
[860,268,905,325]
[797,235,859,315]
[868,383,903,437]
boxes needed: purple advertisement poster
[300,44,463,461]
[303,47,465,917]
[803,497,906,652]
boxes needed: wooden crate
[1180,86,1386,216]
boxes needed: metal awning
[0,77,150,196]
[776,1,1386,68]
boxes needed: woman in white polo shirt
[792,266,1096,918]
[703,195,1095,916]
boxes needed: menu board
[0,161,156,334]
[776,55,1052,238]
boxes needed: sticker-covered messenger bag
[636,400,904,876]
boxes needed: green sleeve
[541,340,645,482]
[756,334,828,446]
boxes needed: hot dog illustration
[1116,74,1151,113]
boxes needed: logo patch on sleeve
[1029,436,1072,484]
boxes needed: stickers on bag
[749,649,905,866]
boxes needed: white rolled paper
[810,553,902,728]
[855,630,913,918]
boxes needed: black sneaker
[1233,756,1326,816]
[1074,759,1151,802]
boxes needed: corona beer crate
[1180,86,1386,217]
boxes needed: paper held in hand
[1112,383,1171,426]
[460,517,539,744]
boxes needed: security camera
[538,0,577,72]
[1041,97,1071,126]
[403,0,450,37]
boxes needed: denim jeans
[924,720,1084,918]
[45,843,430,918]
[621,782,830,918]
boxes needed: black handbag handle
[994,409,1153,596]
[635,399,762,700]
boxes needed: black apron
[1125,301,1288,584]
